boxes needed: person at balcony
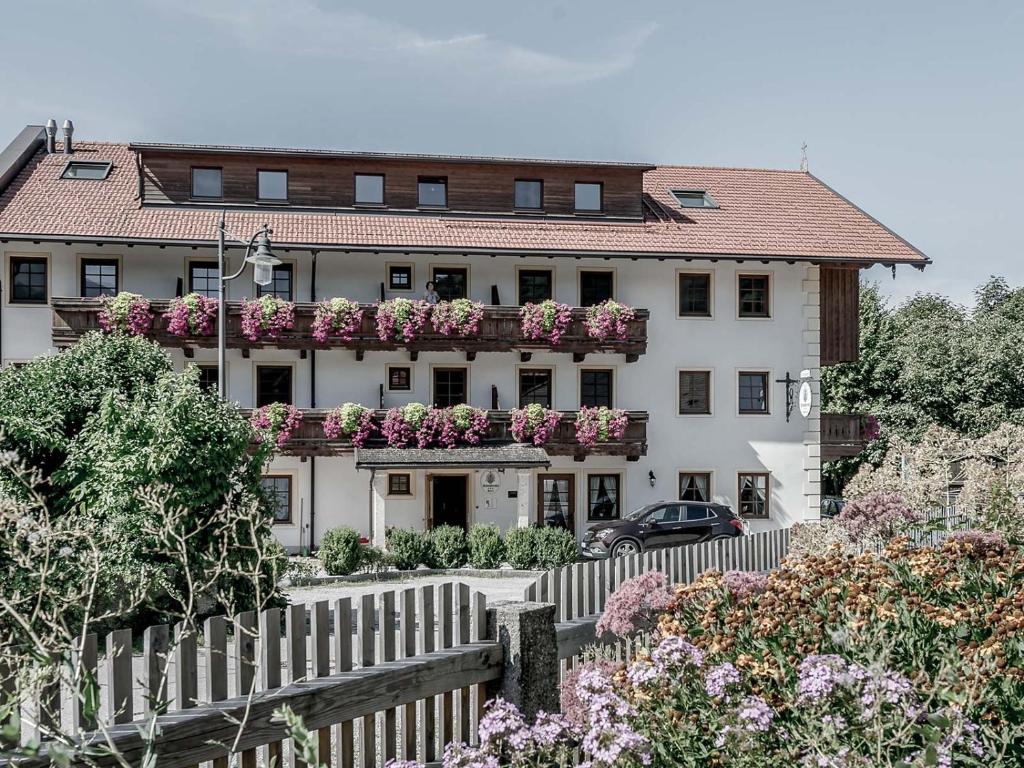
[423,281,440,305]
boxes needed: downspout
[308,250,319,553]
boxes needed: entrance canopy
[355,445,550,470]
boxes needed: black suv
[581,501,745,559]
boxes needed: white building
[0,123,928,550]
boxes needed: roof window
[61,161,112,180]
[672,189,718,208]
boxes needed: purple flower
[375,298,431,342]
[796,654,866,703]
[98,292,153,336]
[736,695,775,732]
[312,297,363,343]
[723,569,768,599]
[431,299,484,337]
[165,293,217,337]
[583,300,636,342]
[476,698,531,751]
[520,300,572,345]
[509,404,561,445]
[575,406,628,450]
[651,634,703,670]
[704,662,740,699]
[240,296,295,342]
[595,571,674,638]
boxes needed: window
[650,504,683,524]
[519,369,552,408]
[257,170,288,201]
[574,182,602,212]
[196,364,219,392]
[388,365,411,392]
[587,474,620,520]
[517,269,552,305]
[9,257,47,304]
[61,161,111,180]
[679,472,711,502]
[738,274,770,318]
[433,368,467,407]
[685,504,715,521]
[261,476,292,524]
[579,270,614,306]
[418,177,447,207]
[738,372,769,414]
[256,365,293,406]
[738,473,769,518]
[678,371,711,415]
[580,369,613,409]
[355,173,385,205]
[431,267,467,301]
[671,189,718,208]
[191,167,222,199]
[80,258,118,298]
[256,263,293,301]
[388,264,413,291]
[388,473,412,496]
[514,179,543,210]
[189,261,219,298]
[678,273,711,317]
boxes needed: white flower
[0,450,18,464]
[58,546,73,557]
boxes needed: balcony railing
[240,408,649,460]
[821,413,874,460]
[51,298,649,361]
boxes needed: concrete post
[515,470,532,528]
[486,600,559,721]
[371,472,387,547]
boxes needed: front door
[431,475,469,530]
[537,474,575,534]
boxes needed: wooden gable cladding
[820,265,860,365]
[139,150,646,218]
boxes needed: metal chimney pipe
[44,119,57,154]
[62,119,74,154]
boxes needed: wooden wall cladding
[820,265,860,365]
[140,151,645,218]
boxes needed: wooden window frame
[190,166,223,200]
[578,366,615,409]
[737,370,770,415]
[516,366,554,409]
[515,266,554,306]
[429,264,470,301]
[386,364,413,393]
[354,173,386,206]
[574,181,604,213]
[256,169,289,203]
[187,258,220,298]
[386,262,415,293]
[676,269,713,318]
[6,254,50,306]
[677,369,712,416]
[737,472,770,519]
[254,363,295,407]
[79,255,121,298]
[577,267,616,306]
[513,178,544,211]
[256,261,296,302]
[737,272,772,319]
[430,365,469,408]
[262,474,294,525]
[387,473,413,497]
[678,471,714,503]
[586,472,622,522]
[417,176,448,209]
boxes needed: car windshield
[623,504,661,521]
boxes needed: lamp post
[217,214,281,399]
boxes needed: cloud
[160,0,655,86]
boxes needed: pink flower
[165,293,218,338]
[509,404,561,445]
[312,298,363,344]
[837,492,922,544]
[240,296,295,342]
[323,403,377,447]
[519,300,572,346]
[375,298,432,343]
[583,300,636,342]
[574,406,628,450]
[431,299,484,337]
[596,571,674,638]
[98,293,153,336]
[380,403,489,448]
[250,403,303,449]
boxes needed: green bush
[467,523,506,569]
[427,525,469,568]
[359,546,393,575]
[318,527,364,575]
[504,526,539,570]
[387,528,430,570]
[534,526,579,569]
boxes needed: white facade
[1,243,821,549]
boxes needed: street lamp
[217,215,281,399]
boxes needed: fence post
[485,601,559,722]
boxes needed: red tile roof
[0,142,927,264]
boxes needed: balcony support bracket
[466,350,477,362]
[519,352,532,363]
[182,346,194,359]
[573,454,585,463]
[409,350,419,362]
[573,352,586,363]
[241,348,250,359]
[355,349,364,362]
[625,353,639,364]
[300,350,307,360]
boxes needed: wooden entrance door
[536,474,575,533]
[431,474,469,529]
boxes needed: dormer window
[418,177,447,208]
[191,167,222,199]
[574,182,603,212]
[355,173,385,205]
[257,170,288,202]
[514,179,543,210]
[672,189,718,208]
[61,161,112,180]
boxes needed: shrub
[534,525,578,569]
[467,523,505,569]
[358,546,393,575]
[426,525,469,568]
[504,526,538,569]
[837,491,923,544]
[788,519,855,559]
[387,528,430,570]
[318,527,364,575]
[595,570,674,637]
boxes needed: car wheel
[611,539,641,558]
[711,534,734,542]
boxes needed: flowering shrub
[509,403,561,445]
[861,413,882,441]
[431,298,484,337]
[722,569,768,599]
[380,403,488,448]
[837,491,923,545]
[375,298,432,342]
[574,406,628,449]
[240,296,295,342]
[595,570,674,637]
[583,299,636,342]
[97,292,153,335]
[311,297,363,343]
[165,292,218,337]
[322,403,376,447]
[250,402,303,449]
[519,300,572,345]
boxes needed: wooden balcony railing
[821,412,874,460]
[240,408,648,460]
[51,298,649,361]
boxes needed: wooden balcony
[240,408,648,460]
[51,298,649,361]
[821,413,874,460]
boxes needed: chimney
[62,119,74,154]
[44,119,57,154]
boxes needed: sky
[1,0,1022,308]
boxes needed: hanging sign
[798,380,813,418]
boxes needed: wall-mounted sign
[798,381,813,418]
[480,470,501,492]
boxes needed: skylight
[672,189,718,209]
[61,161,112,180]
